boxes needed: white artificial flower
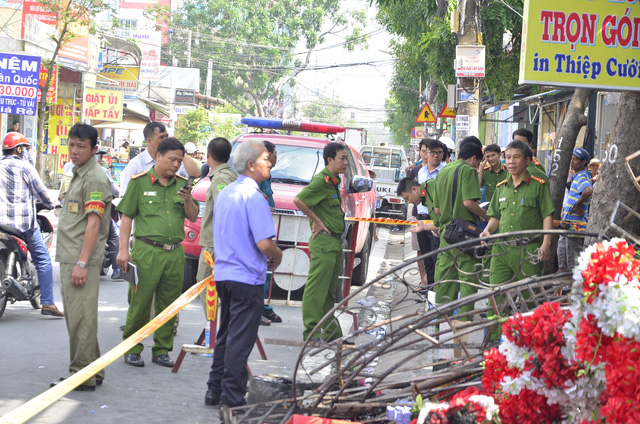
[417,402,448,424]
[499,338,532,370]
[468,395,499,420]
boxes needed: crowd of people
[398,128,597,334]
[0,121,600,409]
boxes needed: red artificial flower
[580,241,640,303]
[482,348,518,392]
[497,389,562,424]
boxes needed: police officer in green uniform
[480,140,555,337]
[196,137,237,317]
[479,143,508,203]
[396,178,440,238]
[54,124,112,391]
[117,138,199,368]
[513,128,547,179]
[293,143,348,341]
[432,142,488,319]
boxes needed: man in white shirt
[119,122,201,195]
[415,139,446,290]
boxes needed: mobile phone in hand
[184,176,195,191]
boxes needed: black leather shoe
[205,389,220,406]
[263,311,282,323]
[124,353,145,367]
[49,380,96,391]
[151,354,174,367]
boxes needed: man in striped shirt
[0,132,63,316]
[557,147,593,272]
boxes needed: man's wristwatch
[76,261,88,269]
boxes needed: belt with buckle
[138,237,181,251]
[417,214,431,220]
[320,230,342,239]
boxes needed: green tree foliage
[175,107,242,146]
[376,0,524,144]
[165,0,367,118]
[175,108,212,144]
[34,0,113,174]
[301,95,354,126]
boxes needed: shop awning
[139,97,171,117]
[92,116,149,130]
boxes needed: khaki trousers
[60,263,104,386]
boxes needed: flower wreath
[479,238,640,423]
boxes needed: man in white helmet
[184,142,203,170]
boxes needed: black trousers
[106,219,120,271]
[207,280,263,407]
[416,214,440,284]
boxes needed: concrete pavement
[0,206,411,423]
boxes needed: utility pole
[453,0,483,146]
[187,29,192,67]
[205,59,213,97]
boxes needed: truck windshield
[271,145,323,185]
[362,151,402,169]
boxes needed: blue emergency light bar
[240,117,345,134]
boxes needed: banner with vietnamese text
[0,53,41,116]
[83,88,123,122]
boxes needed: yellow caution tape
[345,217,432,226]
[0,274,213,424]
[203,251,217,321]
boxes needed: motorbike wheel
[30,287,41,309]
[0,256,7,318]
[28,264,41,309]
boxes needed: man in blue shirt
[557,147,593,272]
[0,132,62,317]
[206,140,282,409]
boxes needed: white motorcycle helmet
[184,142,197,154]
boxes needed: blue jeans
[24,226,55,305]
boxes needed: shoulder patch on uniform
[533,157,541,165]
[531,175,546,184]
[131,171,147,180]
[496,178,509,187]
[176,174,188,180]
[217,183,227,191]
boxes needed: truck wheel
[351,229,372,287]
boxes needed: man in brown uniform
[53,124,113,391]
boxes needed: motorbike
[0,205,54,319]
[101,218,120,276]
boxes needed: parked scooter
[0,204,54,319]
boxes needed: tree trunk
[36,99,47,177]
[545,88,591,274]
[586,91,640,243]
[548,89,592,220]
